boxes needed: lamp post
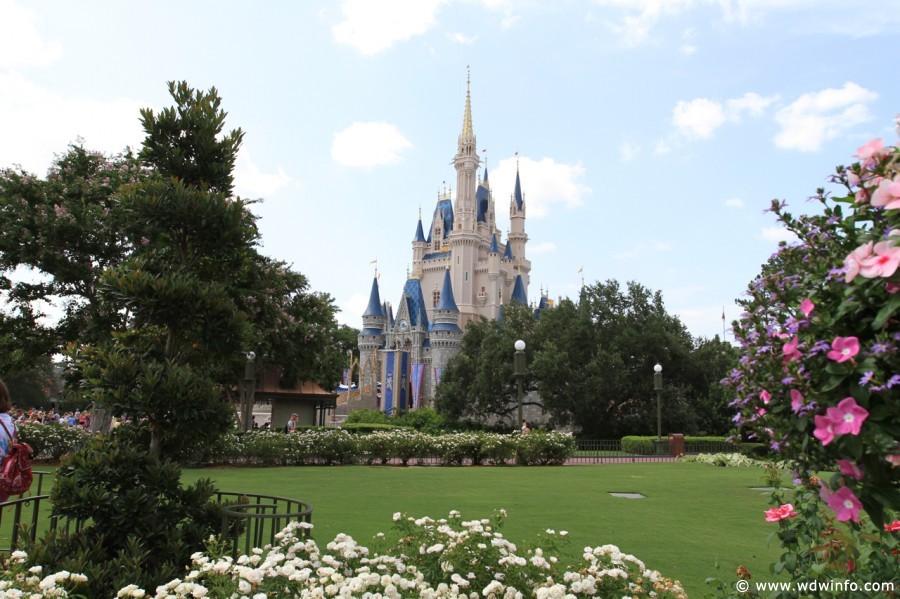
[241,351,257,432]
[514,340,526,425]
[653,363,663,441]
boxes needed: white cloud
[0,71,145,174]
[340,292,370,326]
[761,226,798,243]
[673,98,726,139]
[529,242,556,254]
[331,122,412,168]
[613,240,672,261]
[0,0,62,68]
[654,139,672,154]
[234,150,293,198]
[619,141,640,161]
[449,32,477,44]
[332,0,446,55]
[726,92,779,120]
[773,82,878,152]
[680,43,696,55]
[724,198,745,208]
[490,155,590,220]
[593,0,694,46]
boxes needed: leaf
[872,294,900,330]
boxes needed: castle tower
[356,72,536,408]
[358,277,385,406]
[429,268,462,397]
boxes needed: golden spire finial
[461,66,474,141]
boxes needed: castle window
[465,271,468,281]
[433,290,440,307]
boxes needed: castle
[356,77,532,412]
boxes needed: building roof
[513,168,524,210]
[414,218,426,243]
[363,277,384,317]
[427,198,454,245]
[511,274,528,304]
[502,241,514,260]
[489,233,500,253]
[435,268,459,312]
[402,278,429,329]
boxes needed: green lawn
[182,462,787,595]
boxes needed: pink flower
[848,171,860,187]
[859,240,900,279]
[837,459,864,480]
[757,407,766,416]
[799,298,814,317]
[790,389,804,413]
[855,138,884,162]
[855,189,869,204]
[760,390,771,405]
[782,336,801,363]
[813,414,836,446]
[871,177,900,210]
[844,242,873,282]
[824,486,863,522]
[764,503,798,523]
[827,337,859,363]
[885,520,900,532]
[825,397,869,436]
[888,454,900,467]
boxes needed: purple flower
[860,372,875,386]
[871,342,890,354]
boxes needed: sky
[1,0,899,342]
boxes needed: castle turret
[412,214,427,277]
[358,277,386,406]
[430,269,462,397]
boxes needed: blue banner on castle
[380,350,409,415]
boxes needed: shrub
[516,431,576,465]
[723,138,900,591]
[17,422,91,461]
[25,437,221,597]
[343,408,389,425]
[0,510,685,598]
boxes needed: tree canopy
[435,280,737,438]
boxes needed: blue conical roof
[502,241,514,260]
[513,169,523,210]
[414,218,426,242]
[510,274,527,304]
[363,278,384,317]
[489,233,499,253]
[435,269,459,312]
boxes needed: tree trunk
[149,424,163,460]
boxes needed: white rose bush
[0,511,685,598]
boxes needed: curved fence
[568,438,739,464]
[0,475,313,559]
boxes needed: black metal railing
[569,439,739,463]
[1,476,313,559]
[216,491,313,559]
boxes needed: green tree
[75,81,253,459]
[434,303,538,422]
[531,281,699,438]
[0,145,145,376]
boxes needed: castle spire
[461,66,474,143]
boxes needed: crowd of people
[11,407,93,429]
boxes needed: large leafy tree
[435,279,735,437]
[75,81,258,458]
[434,303,538,422]
[0,146,145,375]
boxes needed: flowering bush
[678,452,780,469]
[91,510,684,598]
[0,551,88,598]
[17,422,91,461]
[725,137,900,589]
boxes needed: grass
[181,462,787,595]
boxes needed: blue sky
[1,0,898,341]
